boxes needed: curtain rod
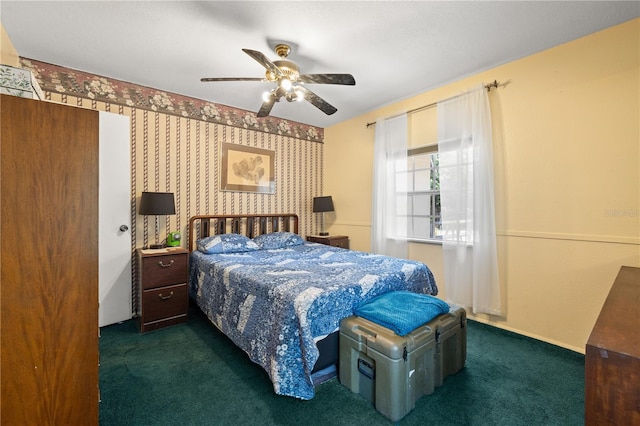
[365,80,501,128]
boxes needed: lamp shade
[313,196,334,213]
[139,192,176,215]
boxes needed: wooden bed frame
[188,213,299,252]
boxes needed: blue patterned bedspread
[189,242,437,400]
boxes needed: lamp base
[319,232,329,236]
[149,243,165,249]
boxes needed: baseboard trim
[468,315,585,354]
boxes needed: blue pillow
[252,232,304,250]
[197,234,259,254]
[354,291,450,336]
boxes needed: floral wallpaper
[20,58,324,143]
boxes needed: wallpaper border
[19,58,324,143]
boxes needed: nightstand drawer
[137,248,189,333]
[142,283,188,323]
[141,253,188,289]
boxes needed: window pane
[396,171,410,192]
[405,149,440,241]
[405,156,414,170]
[430,154,440,191]
[413,154,430,169]
[433,193,441,217]
[395,158,408,172]
[413,194,430,215]
[396,216,408,237]
[396,195,408,215]
[411,217,430,239]
[433,217,443,239]
[414,169,430,191]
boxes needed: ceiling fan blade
[242,49,283,78]
[257,100,276,118]
[298,73,356,85]
[297,86,337,115]
[201,77,265,82]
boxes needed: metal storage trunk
[339,316,438,422]
[431,304,467,386]
[339,304,467,422]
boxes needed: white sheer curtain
[371,114,408,258]
[438,85,502,315]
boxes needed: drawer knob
[158,260,174,268]
[158,291,174,300]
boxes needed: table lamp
[313,196,334,236]
[139,191,176,249]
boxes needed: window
[396,144,441,242]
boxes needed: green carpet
[99,307,584,425]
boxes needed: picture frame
[221,143,275,193]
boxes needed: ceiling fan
[201,44,356,118]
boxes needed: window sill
[407,238,443,246]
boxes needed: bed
[187,213,438,400]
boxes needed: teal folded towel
[355,291,450,336]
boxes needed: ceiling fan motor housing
[266,60,299,82]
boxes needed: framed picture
[221,143,275,193]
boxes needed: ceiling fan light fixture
[262,91,273,103]
[279,78,292,91]
[265,70,277,82]
[285,87,305,103]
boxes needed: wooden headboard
[188,213,299,251]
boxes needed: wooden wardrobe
[1,94,99,424]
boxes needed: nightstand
[307,235,350,249]
[137,247,189,333]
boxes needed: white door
[99,111,132,327]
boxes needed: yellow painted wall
[1,24,20,66]
[325,18,640,353]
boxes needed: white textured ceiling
[2,1,638,128]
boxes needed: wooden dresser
[138,248,189,332]
[585,266,640,425]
